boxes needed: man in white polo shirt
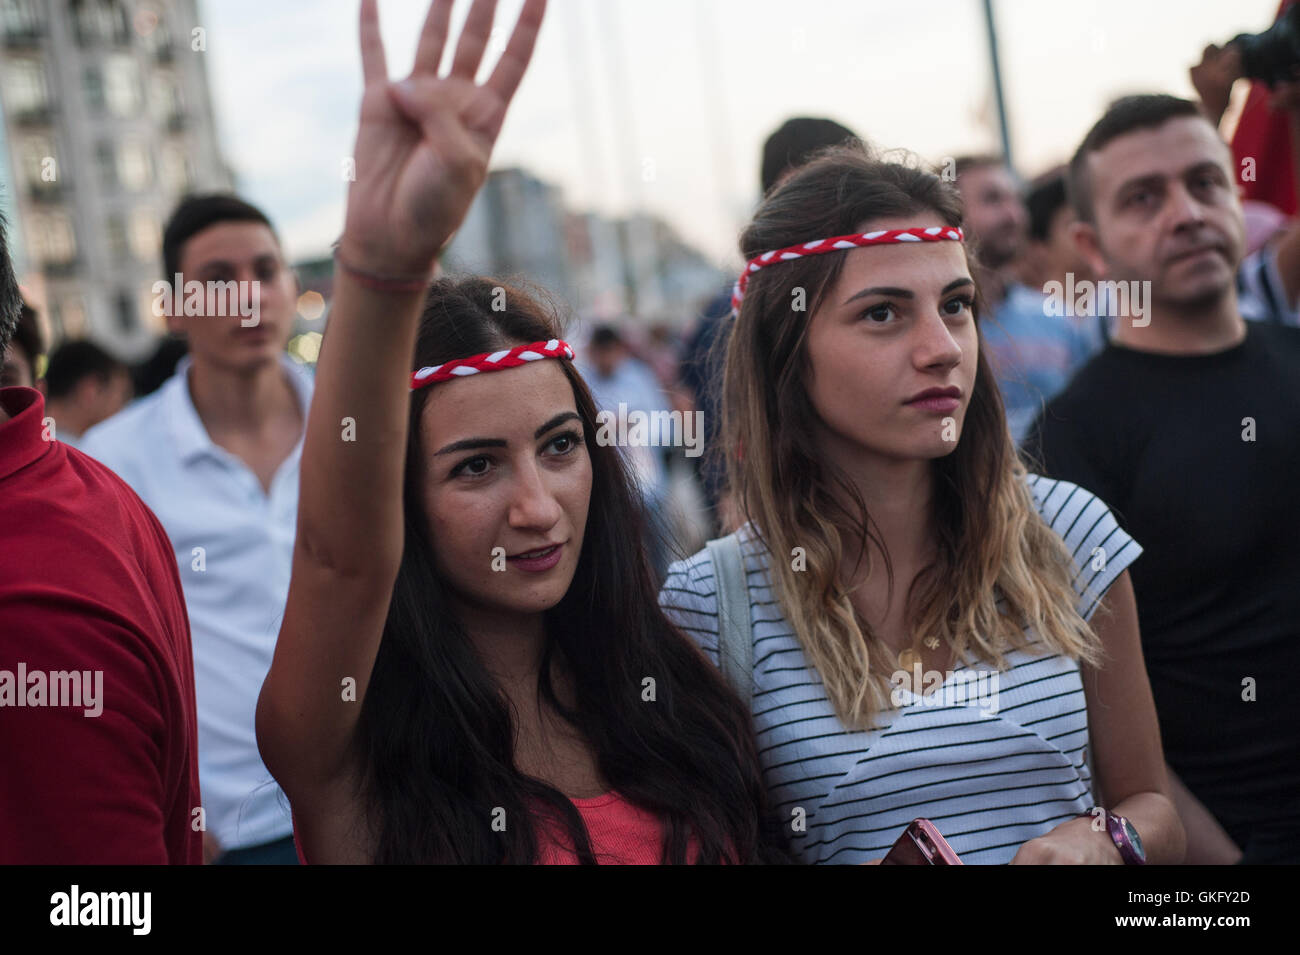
[81,194,310,864]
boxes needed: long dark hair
[352,276,788,863]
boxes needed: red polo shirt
[0,386,201,864]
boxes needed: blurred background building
[284,165,727,371]
[0,1,724,367]
[444,166,727,331]
[0,0,232,361]
[32,0,1248,365]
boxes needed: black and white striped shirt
[658,475,1141,864]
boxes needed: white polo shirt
[80,356,312,851]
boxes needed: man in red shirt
[0,212,202,864]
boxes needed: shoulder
[8,436,169,555]
[658,526,778,664]
[63,443,182,579]
[284,358,316,403]
[1247,317,1300,350]
[1045,346,1120,406]
[1030,348,1129,447]
[658,540,724,662]
[1003,283,1045,314]
[1026,472,1118,545]
[0,446,188,656]
[659,543,720,614]
[78,387,171,470]
[1024,473,1142,621]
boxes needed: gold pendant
[897,648,920,671]
[923,636,940,650]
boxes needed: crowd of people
[1,0,1296,866]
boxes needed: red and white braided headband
[731,226,965,312]
[410,338,575,390]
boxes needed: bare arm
[1166,763,1243,864]
[1189,43,1241,131]
[1012,572,1185,863]
[256,0,547,799]
[1190,45,1300,313]
[1078,572,1184,863]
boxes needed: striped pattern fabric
[658,475,1141,864]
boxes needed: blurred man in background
[81,193,308,865]
[1017,166,1107,356]
[682,116,863,535]
[1026,94,1300,864]
[43,341,132,449]
[760,116,861,197]
[1189,33,1300,327]
[578,324,675,578]
[954,155,1095,446]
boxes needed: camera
[1231,5,1300,86]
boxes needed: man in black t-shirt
[1024,94,1300,865]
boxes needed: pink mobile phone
[880,818,964,865]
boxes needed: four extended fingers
[363,0,545,143]
[486,0,546,121]
[449,0,500,81]
[411,0,455,76]
[366,0,545,98]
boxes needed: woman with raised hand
[256,0,787,864]
[658,144,1185,865]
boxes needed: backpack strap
[705,531,754,703]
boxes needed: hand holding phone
[880,818,963,865]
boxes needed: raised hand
[1189,43,1241,128]
[339,0,546,277]
[261,1,546,837]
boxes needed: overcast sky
[200,0,1279,269]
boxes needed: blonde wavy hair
[719,146,1105,730]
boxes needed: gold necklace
[897,636,942,672]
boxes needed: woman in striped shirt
[659,145,1185,864]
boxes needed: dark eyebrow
[534,411,581,438]
[433,411,581,457]
[842,277,974,307]
[433,437,505,456]
[195,253,280,274]
[844,286,912,305]
[1114,161,1227,203]
[1113,172,1166,200]
[1184,160,1228,181]
[195,259,237,274]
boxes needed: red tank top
[535,791,699,864]
[292,791,701,864]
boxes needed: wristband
[332,244,432,293]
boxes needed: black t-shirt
[1023,321,1300,861]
